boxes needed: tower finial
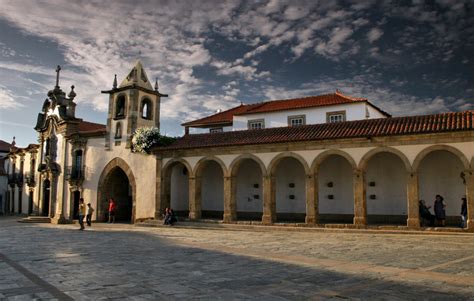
[154,77,159,91]
[55,65,61,88]
[113,74,117,89]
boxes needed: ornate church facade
[4,62,474,231]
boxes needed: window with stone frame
[209,127,223,133]
[141,98,153,120]
[115,95,126,118]
[288,115,306,127]
[248,119,265,130]
[326,111,346,123]
[115,122,122,139]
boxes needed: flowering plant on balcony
[131,127,176,154]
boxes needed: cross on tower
[55,65,61,88]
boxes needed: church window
[115,122,122,139]
[73,150,83,178]
[248,119,265,130]
[115,95,126,118]
[141,98,153,120]
[326,111,346,123]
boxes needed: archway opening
[199,161,224,219]
[365,152,407,225]
[234,159,263,221]
[101,167,133,222]
[318,155,354,224]
[274,157,306,223]
[72,190,80,220]
[42,179,50,216]
[165,162,189,218]
[418,150,465,226]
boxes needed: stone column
[406,172,420,228]
[465,170,474,232]
[188,176,201,220]
[262,175,275,224]
[223,176,236,223]
[305,173,318,224]
[353,169,367,226]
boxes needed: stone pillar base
[353,216,367,226]
[407,218,420,229]
[262,214,274,225]
[51,215,68,224]
[189,211,201,220]
[223,213,235,223]
[466,219,474,232]
[305,216,318,225]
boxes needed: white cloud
[0,86,22,109]
[315,26,354,58]
[367,28,383,43]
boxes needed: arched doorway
[97,158,136,223]
[42,179,50,216]
[364,152,408,225]
[317,154,354,224]
[233,158,264,221]
[163,161,190,218]
[272,157,307,222]
[72,190,80,220]
[418,149,466,226]
[196,160,224,219]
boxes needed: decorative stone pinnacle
[154,78,159,91]
[113,74,117,89]
[55,65,61,88]
[68,85,76,98]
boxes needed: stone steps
[18,216,51,223]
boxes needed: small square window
[210,128,223,133]
[248,119,265,130]
[327,111,346,123]
[288,115,306,127]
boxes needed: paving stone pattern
[0,217,473,300]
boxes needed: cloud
[0,86,23,109]
[315,26,354,58]
[367,28,383,43]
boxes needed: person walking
[108,198,116,223]
[460,197,467,228]
[86,203,94,227]
[434,194,446,227]
[78,198,86,230]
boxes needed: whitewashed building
[6,62,474,231]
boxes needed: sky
[0,0,472,147]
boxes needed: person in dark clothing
[434,195,446,227]
[460,197,467,228]
[164,207,177,226]
[419,200,435,227]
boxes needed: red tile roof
[182,91,390,127]
[0,140,11,152]
[158,111,473,151]
[78,121,106,135]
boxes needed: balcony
[16,173,24,185]
[7,174,15,186]
[25,172,36,187]
[66,166,86,185]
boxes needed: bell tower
[101,61,167,150]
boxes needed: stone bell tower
[101,61,167,150]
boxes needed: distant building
[7,62,474,231]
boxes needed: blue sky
[0,0,472,147]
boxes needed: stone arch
[115,93,127,118]
[193,156,229,178]
[230,154,267,177]
[162,158,192,217]
[413,145,469,171]
[140,96,153,120]
[359,147,412,172]
[311,149,356,174]
[97,157,137,223]
[269,152,310,176]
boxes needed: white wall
[275,158,306,213]
[365,153,407,215]
[235,159,263,212]
[189,126,233,134]
[170,163,189,211]
[318,155,354,214]
[419,150,465,216]
[233,103,379,130]
[201,161,224,211]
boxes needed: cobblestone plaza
[0,217,473,300]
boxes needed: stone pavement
[0,216,473,300]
